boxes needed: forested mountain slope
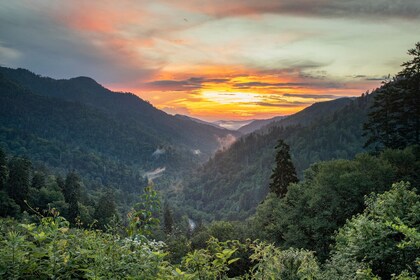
[237,116,285,134]
[0,69,237,202]
[180,94,373,221]
[0,67,239,156]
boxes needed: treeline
[0,148,119,229]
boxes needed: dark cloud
[283,93,343,99]
[146,77,230,90]
[234,81,343,89]
[254,102,308,107]
[365,76,388,81]
[179,0,420,19]
[351,75,389,81]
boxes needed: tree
[6,157,31,209]
[94,189,118,230]
[31,171,46,190]
[163,202,174,234]
[63,171,81,223]
[269,139,298,197]
[364,42,420,149]
[128,184,161,238]
[398,42,420,145]
[325,182,419,279]
[0,148,7,191]
[363,80,405,149]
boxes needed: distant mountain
[174,114,224,130]
[237,116,286,134]
[212,120,254,130]
[177,95,372,221]
[0,67,237,199]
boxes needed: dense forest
[179,95,371,221]
[0,43,419,279]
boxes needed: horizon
[1,1,419,120]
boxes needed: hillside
[237,116,285,134]
[0,67,239,156]
[179,94,373,221]
[0,69,238,206]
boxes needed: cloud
[145,77,230,91]
[233,81,343,89]
[254,102,308,107]
[144,167,166,181]
[152,148,166,157]
[283,93,343,99]
[216,134,236,151]
[173,0,420,19]
[192,149,201,155]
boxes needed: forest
[0,42,419,279]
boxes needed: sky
[1,1,419,121]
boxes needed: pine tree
[397,42,420,145]
[364,42,420,149]
[63,171,81,223]
[363,80,405,149]
[269,139,298,197]
[6,157,31,209]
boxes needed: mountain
[0,67,237,157]
[237,116,286,134]
[0,67,237,202]
[178,95,373,221]
[174,114,224,130]
[212,120,254,130]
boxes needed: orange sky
[1,1,419,121]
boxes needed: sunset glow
[1,1,419,121]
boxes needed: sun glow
[201,91,261,104]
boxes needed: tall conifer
[269,139,298,197]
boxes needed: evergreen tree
[363,80,405,149]
[94,189,117,230]
[364,42,420,149]
[6,157,31,209]
[163,202,174,234]
[63,171,81,223]
[269,139,298,197]
[397,42,420,145]
[0,148,7,191]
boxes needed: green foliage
[326,182,419,279]
[252,147,419,260]
[181,237,242,279]
[249,243,320,280]
[93,189,118,231]
[63,171,82,224]
[128,184,161,238]
[269,139,298,197]
[163,202,174,234]
[6,157,31,209]
[0,148,7,190]
[0,212,181,279]
[364,42,420,150]
[0,191,20,217]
